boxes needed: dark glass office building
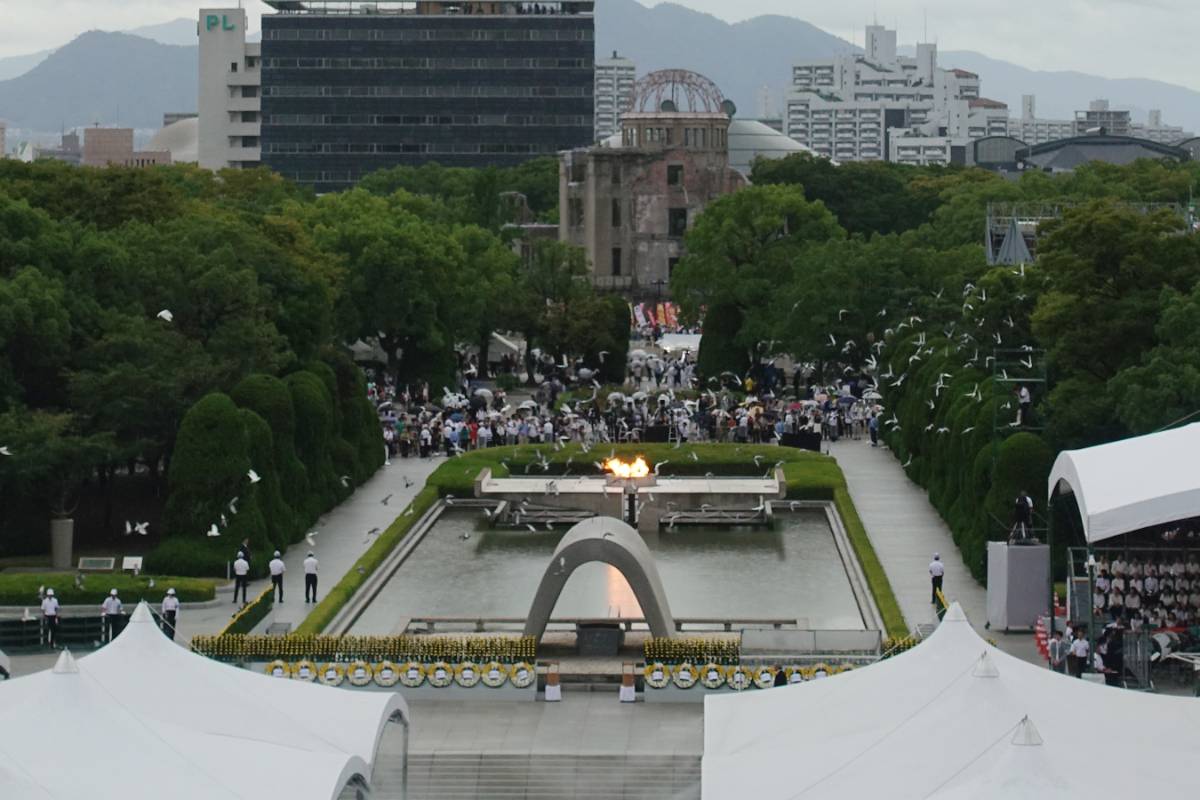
[260,1,595,191]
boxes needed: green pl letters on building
[205,14,237,32]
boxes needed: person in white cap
[233,551,250,606]
[101,588,124,643]
[41,588,61,648]
[303,551,319,603]
[161,588,180,641]
[929,553,945,605]
[268,550,286,603]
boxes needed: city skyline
[1,0,1198,93]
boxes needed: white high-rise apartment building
[594,51,636,142]
[786,25,1007,165]
[198,8,261,170]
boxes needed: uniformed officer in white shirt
[160,588,180,641]
[268,550,286,603]
[101,589,124,643]
[41,588,61,648]
[929,553,945,604]
[233,551,250,605]
[303,552,319,603]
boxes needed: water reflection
[351,510,865,632]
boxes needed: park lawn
[0,573,218,605]
[294,443,907,639]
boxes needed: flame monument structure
[473,456,785,533]
[522,516,676,642]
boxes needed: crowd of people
[367,344,887,462]
[1091,550,1200,631]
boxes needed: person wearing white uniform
[160,588,180,640]
[101,589,124,643]
[929,553,945,605]
[304,552,319,603]
[269,551,286,603]
[41,589,61,648]
[233,551,250,605]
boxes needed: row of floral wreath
[263,659,538,689]
[642,661,856,690]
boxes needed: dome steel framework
[628,69,726,114]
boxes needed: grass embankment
[0,573,217,605]
[294,443,908,639]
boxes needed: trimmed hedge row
[883,331,1055,581]
[0,573,217,605]
[221,586,274,636]
[149,350,384,577]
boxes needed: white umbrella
[863,390,883,400]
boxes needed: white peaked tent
[702,603,1200,799]
[0,603,408,800]
[1048,422,1200,543]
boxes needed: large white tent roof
[703,603,1200,799]
[1048,422,1200,543]
[0,603,406,800]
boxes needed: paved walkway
[828,439,989,636]
[176,454,444,642]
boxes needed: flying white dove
[206,524,220,537]
[305,530,319,547]
[247,469,261,484]
[134,522,149,536]
[156,309,173,322]
[0,446,11,456]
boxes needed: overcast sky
[2,0,1195,90]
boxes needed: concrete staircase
[406,752,702,799]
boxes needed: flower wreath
[752,665,776,690]
[264,659,290,679]
[399,660,425,688]
[455,661,482,687]
[374,660,400,688]
[510,661,536,689]
[811,662,831,679]
[481,660,508,687]
[727,665,753,691]
[318,662,345,687]
[785,665,806,683]
[643,661,671,689]
[700,662,726,689]
[427,660,454,688]
[346,659,373,687]
[292,659,318,682]
[671,662,698,689]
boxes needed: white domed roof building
[148,116,199,165]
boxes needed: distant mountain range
[0,31,196,132]
[1,3,1198,137]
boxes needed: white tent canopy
[703,603,1200,799]
[0,603,407,800]
[1048,422,1200,543]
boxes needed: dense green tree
[1032,200,1200,447]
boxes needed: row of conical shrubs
[147,350,383,577]
[881,332,1053,580]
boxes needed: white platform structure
[702,603,1200,799]
[1048,422,1200,543]
[0,603,408,800]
